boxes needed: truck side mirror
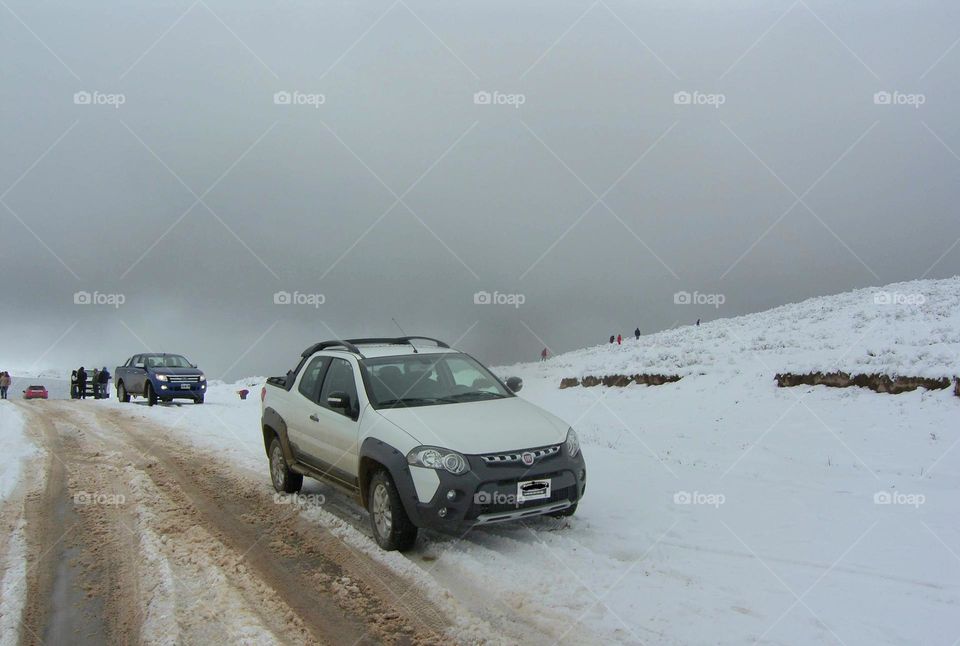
[505,376,523,393]
[327,391,350,410]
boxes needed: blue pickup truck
[115,353,207,406]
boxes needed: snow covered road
[0,400,455,645]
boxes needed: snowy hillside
[503,276,960,381]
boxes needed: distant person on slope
[696,318,700,327]
[609,335,615,344]
[0,372,9,399]
[634,327,640,340]
[540,348,548,361]
[617,334,622,345]
[92,368,100,399]
[77,366,87,399]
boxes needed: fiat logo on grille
[521,451,535,466]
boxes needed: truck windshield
[361,353,511,408]
[145,355,193,368]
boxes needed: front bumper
[155,380,206,398]
[400,449,587,534]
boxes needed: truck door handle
[309,414,320,422]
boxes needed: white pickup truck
[261,337,586,551]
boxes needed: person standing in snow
[77,366,87,399]
[696,318,700,327]
[609,335,615,344]
[92,368,100,399]
[540,348,548,361]
[98,367,110,399]
[0,372,9,399]
[617,334,622,345]
[634,327,640,340]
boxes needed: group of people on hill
[70,366,111,399]
[608,327,643,345]
[539,319,703,361]
[0,372,10,399]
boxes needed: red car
[23,385,48,400]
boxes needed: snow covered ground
[3,277,958,644]
[78,277,960,644]
[0,401,41,646]
[0,404,36,500]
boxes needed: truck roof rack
[300,336,450,358]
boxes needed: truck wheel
[269,438,302,494]
[117,382,130,403]
[368,470,418,552]
[145,383,157,407]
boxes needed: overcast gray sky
[1,0,958,378]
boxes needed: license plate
[517,478,551,503]
[180,384,191,389]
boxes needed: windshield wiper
[377,397,445,408]
[442,391,507,401]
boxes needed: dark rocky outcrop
[775,371,954,395]
[560,374,682,389]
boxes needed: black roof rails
[300,336,449,358]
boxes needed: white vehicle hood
[374,396,569,455]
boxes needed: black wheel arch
[359,438,421,524]
[262,406,297,465]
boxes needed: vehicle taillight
[260,386,266,402]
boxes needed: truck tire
[367,469,418,552]
[117,382,130,403]
[145,382,157,407]
[269,438,302,494]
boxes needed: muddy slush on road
[2,400,455,645]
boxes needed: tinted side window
[319,358,358,413]
[297,357,329,402]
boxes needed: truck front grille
[479,444,560,466]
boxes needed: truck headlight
[564,428,581,458]
[198,373,206,381]
[155,374,169,382]
[406,446,470,475]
